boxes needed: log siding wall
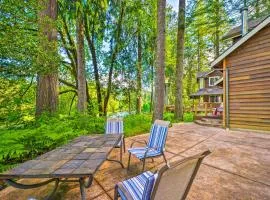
[225,25,270,131]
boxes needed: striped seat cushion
[117,171,157,200]
[128,147,162,159]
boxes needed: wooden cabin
[190,70,223,103]
[190,70,223,116]
[211,15,270,132]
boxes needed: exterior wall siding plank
[226,25,270,131]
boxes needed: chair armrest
[143,147,159,159]
[116,183,134,200]
[130,139,148,148]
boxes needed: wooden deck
[166,102,223,117]
[1,123,270,200]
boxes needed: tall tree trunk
[150,61,154,113]
[136,25,142,114]
[84,14,103,115]
[255,0,260,18]
[103,2,125,116]
[86,79,91,105]
[214,0,220,58]
[186,59,193,97]
[215,26,220,58]
[153,0,166,121]
[128,89,131,113]
[36,0,58,116]
[76,8,87,113]
[197,31,201,72]
[174,0,185,121]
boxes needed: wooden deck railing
[192,102,222,116]
[165,102,222,117]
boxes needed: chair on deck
[127,120,170,172]
[105,118,126,168]
[114,150,211,200]
[106,117,126,152]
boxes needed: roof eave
[211,16,270,68]
[222,33,242,41]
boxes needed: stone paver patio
[1,123,270,199]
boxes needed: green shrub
[183,112,194,122]
[124,114,152,137]
[142,103,150,112]
[163,112,174,122]
[163,112,194,123]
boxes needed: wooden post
[226,67,230,128]
[205,103,207,116]
[223,59,226,128]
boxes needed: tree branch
[59,78,77,89]
[59,89,77,95]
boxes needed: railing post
[205,103,207,116]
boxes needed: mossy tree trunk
[136,24,142,114]
[36,0,58,116]
[174,0,185,121]
[76,5,87,113]
[153,0,166,121]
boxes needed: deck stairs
[195,116,222,128]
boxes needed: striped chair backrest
[142,173,158,200]
[105,118,123,135]
[148,120,170,152]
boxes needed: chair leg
[151,158,154,163]
[120,141,123,164]
[114,185,119,200]
[123,136,126,153]
[142,159,146,172]
[127,152,131,170]
[162,153,168,165]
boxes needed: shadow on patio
[1,123,270,200]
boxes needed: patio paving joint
[94,177,113,200]
[167,132,219,156]
[217,139,270,150]
[203,163,270,188]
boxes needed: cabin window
[210,96,221,103]
[199,78,204,89]
[209,76,220,86]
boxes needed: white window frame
[209,76,220,86]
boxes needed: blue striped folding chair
[106,118,126,167]
[114,150,211,200]
[127,120,170,172]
